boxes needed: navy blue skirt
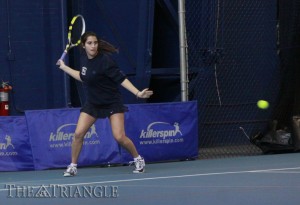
[80,103,128,119]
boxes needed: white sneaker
[63,165,77,177]
[130,157,145,173]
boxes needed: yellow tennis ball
[257,100,269,109]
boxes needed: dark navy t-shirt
[79,53,126,107]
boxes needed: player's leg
[109,113,145,173]
[64,112,96,176]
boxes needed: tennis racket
[60,14,86,60]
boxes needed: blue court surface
[1,153,300,205]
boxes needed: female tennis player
[57,31,153,177]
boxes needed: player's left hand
[137,88,153,98]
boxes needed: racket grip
[60,52,67,60]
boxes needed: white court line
[1,166,300,192]
[259,171,300,174]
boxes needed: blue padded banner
[25,108,122,170]
[122,101,199,162]
[0,101,198,171]
[0,116,34,171]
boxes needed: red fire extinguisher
[0,82,12,116]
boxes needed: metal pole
[60,0,71,107]
[178,0,188,101]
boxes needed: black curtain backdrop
[272,0,300,128]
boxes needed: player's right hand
[56,59,65,69]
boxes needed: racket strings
[60,15,85,59]
[70,17,84,46]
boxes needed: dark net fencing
[185,0,300,159]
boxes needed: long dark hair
[80,31,119,54]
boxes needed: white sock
[70,163,77,167]
[134,155,142,161]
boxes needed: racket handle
[60,52,67,60]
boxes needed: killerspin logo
[0,135,18,156]
[0,135,15,150]
[49,124,98,142]
[139,122,183,139]
[49,124,100,148]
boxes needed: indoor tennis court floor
[1,153,300,205]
